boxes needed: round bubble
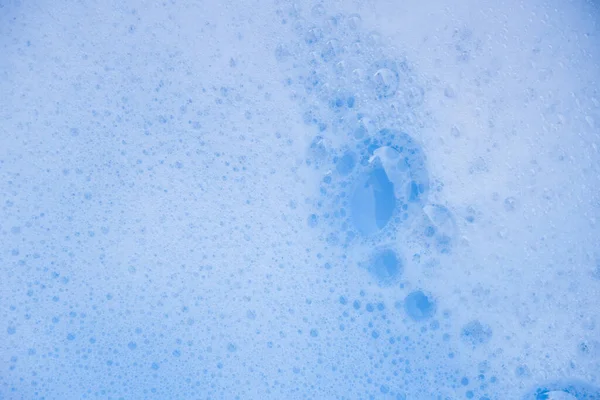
[369,248,402,286]
[404,290,436,321]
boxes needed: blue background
[1,0,599,398]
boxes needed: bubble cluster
[272,4,534,399]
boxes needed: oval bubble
[350,163,396,235]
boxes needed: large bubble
[350,164,396,235]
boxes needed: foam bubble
[368,248,402,286]
[404,290,436,321]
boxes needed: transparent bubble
[350,164,396,236]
